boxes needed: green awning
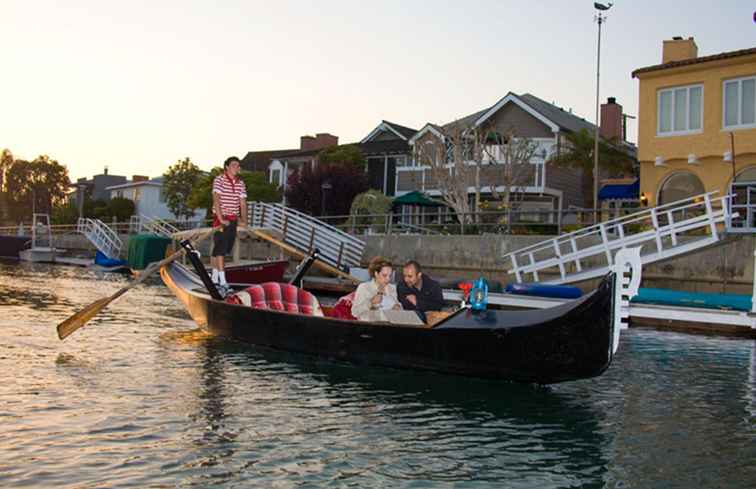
[392,191,443,207]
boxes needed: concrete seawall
[53,232,754,295]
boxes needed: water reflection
[174,333,613,488]
[0,261,754,489]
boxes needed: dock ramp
[249,202,365,271]
[77,218,122,259]
[503,192,735,284]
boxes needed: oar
[57,229,215,340]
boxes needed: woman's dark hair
[368,256,392,278]
[224,156,241,168]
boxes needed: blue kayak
[632,288,752,312]
[505,283,583,299]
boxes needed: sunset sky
[1,0,754,181]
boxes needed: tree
[0,149,14,222]
[349,189,393,233]
[318,144,366,169]
[105,197,136,222]
[162,157,202,220]
[188,167,282,219]
[414,121,539,225]
[4,155,71,221]
[547,128,635,209]
[285,164,368,216]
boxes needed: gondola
[161,242,639,385]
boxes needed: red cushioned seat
[331,292,357,320]
[225,282,323,317]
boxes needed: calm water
[0,262,754,489]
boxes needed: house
[632,37,756,232]
[106,176,200,220]
[242,125,420,203]
[360,120,418,196]
[241,133,338,191]
[400,92,636,222]
[72,167,127,204]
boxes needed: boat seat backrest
[226,282,324,317]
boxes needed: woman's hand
[371,292,383,306]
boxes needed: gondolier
[211,156,247,288]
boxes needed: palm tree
[547,129,635,209]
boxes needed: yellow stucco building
[632,38,756,232]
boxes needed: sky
[1,0,754,181]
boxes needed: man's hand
[406,294,417,306]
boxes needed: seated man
[397,260,445,323]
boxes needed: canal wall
[53,232,754,295]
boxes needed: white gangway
[129,214,180,238]
[76,217,123,259]
[503,191,734,285]
[249,202,366,271]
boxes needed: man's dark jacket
[397,274,445,312]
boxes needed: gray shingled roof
[518,93,597,134]
[381,120,418,139]
[435,93,596,135]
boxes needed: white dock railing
[504,192,735,285]
[129,214,180,238]
[249,202,366,270]
[76,217,123,258]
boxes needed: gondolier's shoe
[214,282,231,298]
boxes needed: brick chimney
[301,133,338,151]
[315,133,338,149]
[662,36,698,63]
[600,97,623,142]
[300,135,316,151]
[132,175,149,182]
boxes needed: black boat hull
[0,235,31,259]
[161,264,618,384]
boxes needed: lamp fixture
[654,156,666,167]
[687,154,699,165]
[723,151,733,162]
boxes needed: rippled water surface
[0,261,754,488]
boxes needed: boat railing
[249,202,366,270]
[503,192,735,284]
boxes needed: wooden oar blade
[57,296,114,340]
[55,228,209,341]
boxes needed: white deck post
[705,194,718,240]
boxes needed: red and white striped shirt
[213,173,247,217]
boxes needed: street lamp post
[593,2,612,224]
[321,181,332,217]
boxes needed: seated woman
[351,256,402,321]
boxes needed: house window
[724,76,756,129]
[115,190,123,198]
[658,172,704,205]
[133,188,141,203]
[271,169,282,186]
[657,84,703,135]
[395,156,411,167]
[159,188,166,203]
